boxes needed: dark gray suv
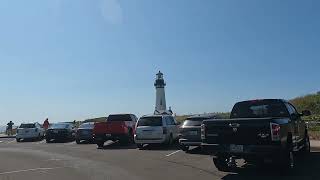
[179,114,219,152]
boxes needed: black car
[46,123,76,143]
[179,114,219,152]
[201,99,311,171]
[76,122,94,144]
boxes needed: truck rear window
[138,117,163,126]
[19,124,35,128]
[231,100,289,119]
[108,115,132,121]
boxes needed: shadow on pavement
[139,143,181,151]
[99,141,138,150]
[186,146,210,155]
[221,152,320,180]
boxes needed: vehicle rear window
[138,117,163,126]
[108,115,132,121]
[19,124,35,128]
[50,123,70,129]
[231,100,289,119]
[183,118,210,126]
[79,123,94,129]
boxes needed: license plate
[230,144,243,153]
[105,134,111,137]
[82,131,89,135]
[189,131,198,136]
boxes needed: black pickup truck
[201,99,311,171]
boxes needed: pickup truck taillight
[201,124,206,140]
[270,123,281,141]
[163,127,168,134]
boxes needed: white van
[134,114,180,148]
[16,123,45,142]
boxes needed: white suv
[16,123,45,142]
[134,115,180,148]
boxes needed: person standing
[6,121,14,136]
[43,118,50,130]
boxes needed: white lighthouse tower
[154,71,169,114]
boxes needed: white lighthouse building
[154,71,172,115]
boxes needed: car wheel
[16,138,21,142]
[213,155,231,172]
[137,144,144,149]
[46,138,51,143]
[97,141,104,148]
[180,144,189,152]
[76,139,81,144]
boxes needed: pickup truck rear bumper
[201,143,283,156]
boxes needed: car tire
[46,138,51,143]
[97,141,104,148]
[76,139,81,144]
[213,155,231,172]
[16,138,21,142]
[180,144,189,152]
[137,144,144,149]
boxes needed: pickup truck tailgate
[203,118,273,145]
[93,122,128,135]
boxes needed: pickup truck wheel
[213,156,230,172]
[302,133,311,154]
[97,141,104,148]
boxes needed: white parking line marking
[66,142,76,145]
[0,141,3,143]
[0,167,63,175]
[166,150,181,157]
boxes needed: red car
[93,114,138,148]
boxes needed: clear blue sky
[0,0,319,124]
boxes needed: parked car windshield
[108,114,132,121]
[231,100,289,119]
[19,124,35,128]
[79,123,94,129]
[50,123,70,129]
[138,117,163,126]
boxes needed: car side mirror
[301,110,311,116]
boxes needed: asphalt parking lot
[1,138,320,180]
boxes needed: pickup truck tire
[213,155,230,172]
[302,132,311,154]
[97,141,104,148]
[279,136,295,171]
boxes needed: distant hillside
[83,117,107,123]
[290,93,320,121]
